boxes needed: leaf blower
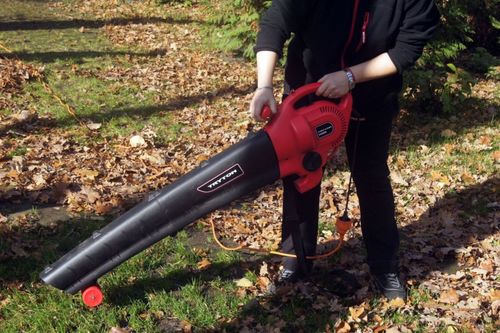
[39,82,353,307]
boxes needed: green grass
[0,0,182,145]
[6,146,27,158]
[0,219,253,333]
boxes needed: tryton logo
[316,122,334,139]
[197,164,244,193]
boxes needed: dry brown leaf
[460,172,475,185]
[492,150,500,163]
[257,276,270,289]
[479,259,494,273]
[74,169,99,180]
[95,202,114,215]
[129,135,146,147]
[348,304,366,322]
[374,326,389,333]
[441,129,457,138]
[87,122,102,130]
[334,321,351,333]
[489,289,500,301]
[235,278,253,288]
[439,289,459,304]
[182,320,192,333]
[388,297,406,308]
[259,261,269,276]
[196,258,211,270]
[491,300,500,316]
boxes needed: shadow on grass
[0,49,169,63]
[54,84,255,128]
[0,16,203,31]
[105,256,261,307]
[0,208,109,285]
[0,84,255,135]
[392,95,497,149]
[0,178,496,331]
[399,176,499,280]
[212,176,499,331]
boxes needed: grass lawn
[0,1,498,332]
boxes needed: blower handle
[281,82,321,112]
[260,83,320,121]
[281,82,352,116]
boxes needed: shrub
[205,0,271,58]
[402,0,498,113]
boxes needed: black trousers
[281,107,400,275]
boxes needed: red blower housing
[263,82,353,193]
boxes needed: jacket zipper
[341,0,361,68]
[356,12,370,52]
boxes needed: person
[249,0,440,300]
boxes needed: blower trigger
[261,105,273,120]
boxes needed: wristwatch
[343,68,356,91]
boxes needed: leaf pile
[0,57,43,109]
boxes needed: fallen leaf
[374,325,389,333]
[334,321,350,333]
[95,202,113,215]
[441,129,457,138]
[492,150,500,163]
[182,320,192,333]
[439,289,459,304]
[259,262,268,276]
[489,289,500,301]
[388,297,406,308]
[235,277,253,288]
[80,186,101,203]
[129,135,146,147]
[196,258,211,270]
[391,172,408,186]
[87,122,102,130]
[74,168,99,180]
[257,276,270,289]
[348,304,366,322]
[479,259,494,273]
[491,300,500,316]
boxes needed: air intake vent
[319,105,349,146]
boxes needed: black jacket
[255,0,440,114]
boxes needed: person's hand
[316,71,350,99]
[249,87,277,122]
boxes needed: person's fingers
[317,79,330,96]
[269,97,278,114]
[249,90,276,122]
[253,100,264,121]
[249,97,262,121]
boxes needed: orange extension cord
[209,216,353,260]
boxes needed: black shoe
[372,273,407,301]
[277,269,300,284]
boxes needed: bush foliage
[205,0,498,113]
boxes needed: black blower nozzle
[40,131,279,294]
